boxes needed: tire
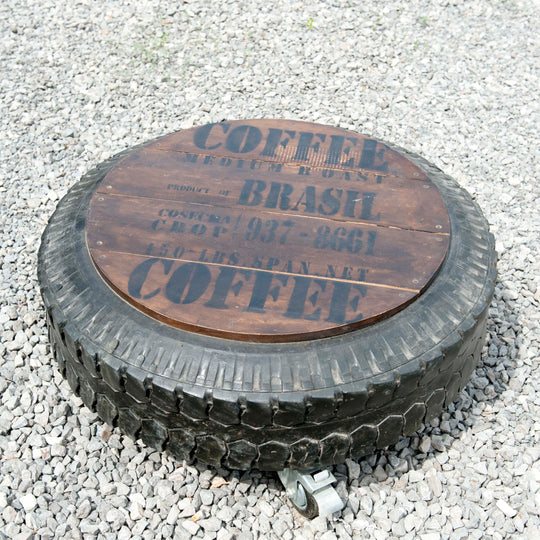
[37,139,496,472]
[290,483,319,519]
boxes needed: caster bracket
[278,468,344,518]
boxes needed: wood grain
[86,120,450,341]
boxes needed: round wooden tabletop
[86,120,450,342]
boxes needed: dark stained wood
[96,150,449,234]
[87,194,448,291]
[154,119,429,179]
[91,249,420,341]
[86,120,450,342]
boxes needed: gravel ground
[1,0,539,538]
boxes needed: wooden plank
[90,249,419,341]
[87,194,448,291]
[153,119,429,179]
[96,148,449,233]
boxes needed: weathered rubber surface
[37,140,497,471]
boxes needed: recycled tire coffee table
[38,120,496,517]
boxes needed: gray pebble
[392,521,407,536]
[345,459,361,482]
[373,465,388,482]
[408,470,424,483]
[199,516,222,532]
[79,520,99,535]
[19,494,37,512]
[216,506,236,523]
[496,499,517,518]
[419,436,432,454]
[105,508,126,529]
[182,519,201,536]
[75,499,92,519]
[178,502,196,518]
[199,489,214,506]
[259,500,274,518]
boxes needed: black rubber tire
[37,139,496,472]
[290,484,319,519]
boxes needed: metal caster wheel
[278,469,345,518]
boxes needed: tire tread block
[319,433,350,467]
[225,440,258,470]
[350,425,377,458]
[168,429,196,462]
[118,408,142,440]
[96,394,118,427]
[377,415,404,448]
[195,435,226,468]
[141,419,167,451]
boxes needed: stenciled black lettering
[250,160,264,170]
[343,190,360,218]
[190,224,206,235]
[165,263,211,304]
[204,267,252,309]
[193,123,230,150]
[159,208,179,217]
[366,231,377,255]
[318,188,342,215]
[281,260,293,273]
[294,132,326,161]
[358,139,388,171]
[326,282,366,324]
[267,163,283,174]
[244,271,288,313]
[128,258,173,300]
[151,219,166,231]
[212,251,226,264]
[263,182,292,210]
[225,125,262,153]
[360,192,381,221]
[324,135,358,166]
[265,257,280,270]
[325,135,344,166]
[260,128,283,157]
[284,276,326,320]
[291,186,316,213]
[212,224,228,238]
[170,221,185,233]
[237,179,267,206]
[260,129,296,157]
[277,183,293,210]
[330,227,348,252]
